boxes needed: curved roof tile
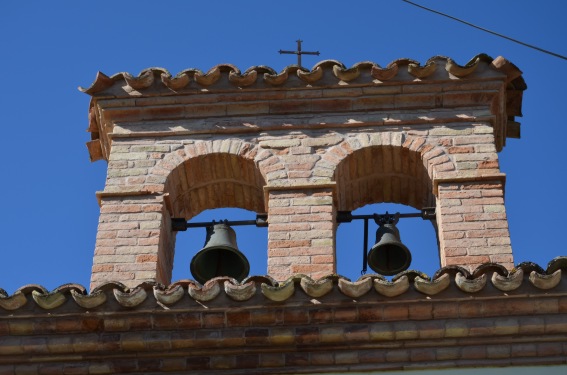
[79,54,526,96]
[1,257,565,312]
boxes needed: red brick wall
[267,188,336,279]
[1,279,565,373]
[437,180,513,267]
[91,194,174,290]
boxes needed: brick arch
[328,133,455,211]
[150,139,268,219]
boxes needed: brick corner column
[90,192,175,290]
[435,177,514,271]
[266,185,337,281]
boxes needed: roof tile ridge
[80,55,527,95]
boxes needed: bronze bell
[367,223,412,276]
[190,223,250,284]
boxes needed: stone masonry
[82,55,526,289]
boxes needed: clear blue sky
[1,1,565,293]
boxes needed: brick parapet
[1,291,565,373]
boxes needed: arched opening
[164,152,267,283]
[334,144,435,211]
[165,152,266,219]
[336,202,440,280]
[334,144,440,279]
[172,207,268,282]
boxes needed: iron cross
[278,39,320,67]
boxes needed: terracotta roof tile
[1,257,564,312]
[79,54,526,96]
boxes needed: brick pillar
[436,178,513,270]
[90,193,175,290]
[267,187,336,280]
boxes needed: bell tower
[82,55,525,289]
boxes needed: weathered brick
[302,136,343,147]
[259,353,284,368]
[88,65,517,290]
[382,305,409,321]
[292,196,333,206]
